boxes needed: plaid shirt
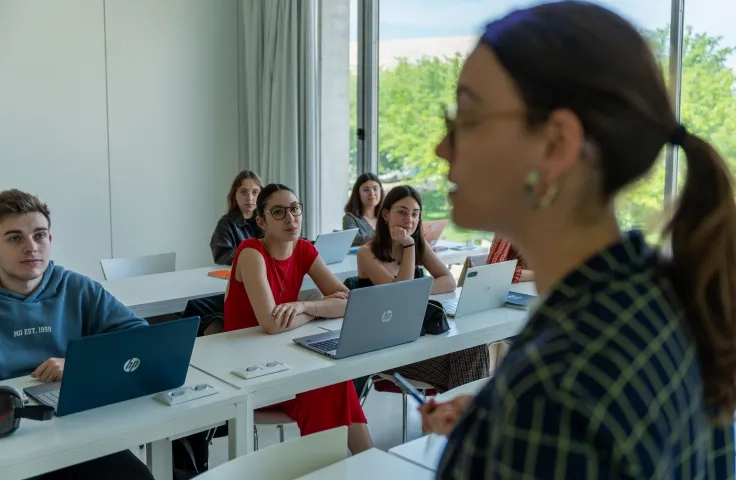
[438,231,734,479]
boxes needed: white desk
[0,368,242,480]
[296,448,434,479]
[102,257,358,318]
[190,291,527,453]
[102,241,485,318]
[389,434,448,473]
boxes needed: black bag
[421,299,450,335]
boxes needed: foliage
[349,27,736,241]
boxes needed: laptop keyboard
[311,338,339,352]
[441,299,458,316]
[38,389,60,409]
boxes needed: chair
[371,373,438,443]
[196,426,348,480]
[253,409,296,451]
[100,252,176,280]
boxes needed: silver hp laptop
[314,229,359,264]
[24,317,199,416]
[293,276,433,358]
[441,260,516,318]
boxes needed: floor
[207,388,425,468]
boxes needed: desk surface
[102,241,486,318]
[296,448,435,479]
[0,368,240,480]
[389,435,448,473]
[190,286,529,405]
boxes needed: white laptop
[293,277,433,359]
[314,229,359,264]
[441,260,517,318]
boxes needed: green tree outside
[350,27,736,243]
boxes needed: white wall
[320,0,351,233]
[0,0,240,280]
[0,0,113,278]
[105,0,240,270]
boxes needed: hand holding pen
[418,395,474,437]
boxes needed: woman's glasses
[267,203,303,220]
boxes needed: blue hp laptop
[24,316,199,416]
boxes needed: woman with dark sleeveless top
[224,184,372,454]
[356,185,490,391]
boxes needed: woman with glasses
[343,173,385,246]
[420,2,735,478]
[356,185,490,391]
[223,183,372,454]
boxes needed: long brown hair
[370,185,426,264]
[226,170,264,213]
[482,1,736,423]
[345,172,384,218]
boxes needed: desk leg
[146,440,173,480]
[227,401,250,459]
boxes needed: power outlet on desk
[231,361,291,380]
[154,383,219,406]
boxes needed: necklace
[264,242,294,295]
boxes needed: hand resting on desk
[31,357,65,382]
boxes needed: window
[349,0,359,187]
[679,0,736,187]
[374,0,672,241]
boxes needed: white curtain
[240,0,320,239]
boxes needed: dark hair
[483,1,736,422]
[256,184,296,218]
[0,189,51,228]
[370,185,425,264]
[345,173,384,218]
[227,170,264,213]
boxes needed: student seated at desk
[356,186,489,391]
[342,173,384,247]
[210,169,264,265]
[486,235,534,283]
[0,189,152,480]
[224,183,373,454]
[184,170,265,335]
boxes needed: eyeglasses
[441,104,547,150]
[267,203,303,221]
[0,387,53,438]
[392,207,421,220]
[360,186,380,195]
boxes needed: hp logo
[123,358,141,373]
[381,310,393,323]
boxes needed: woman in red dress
[224,183,373,454]
[486,235,534,283]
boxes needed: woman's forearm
[396,247,416,281]
[303,297,347,319]
[431,275,456,294]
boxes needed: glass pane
[678,0,736,189]
[349,0,359,186]
[376,0,671,241]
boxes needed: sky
[350,0,736,65]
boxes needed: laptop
[293,276,433,359]
[24,316,199,416]
[314,229,359,264]
[422,220,448,246]
[441,260,517,318]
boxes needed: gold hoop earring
[524,170,558,210]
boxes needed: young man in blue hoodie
[0,189,153,479]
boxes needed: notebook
[208,269,230,279]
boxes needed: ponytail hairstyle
[482,1,736,423]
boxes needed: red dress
[224,238,367,435]
[486,236,524,283]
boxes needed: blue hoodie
[0,261,147,381]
